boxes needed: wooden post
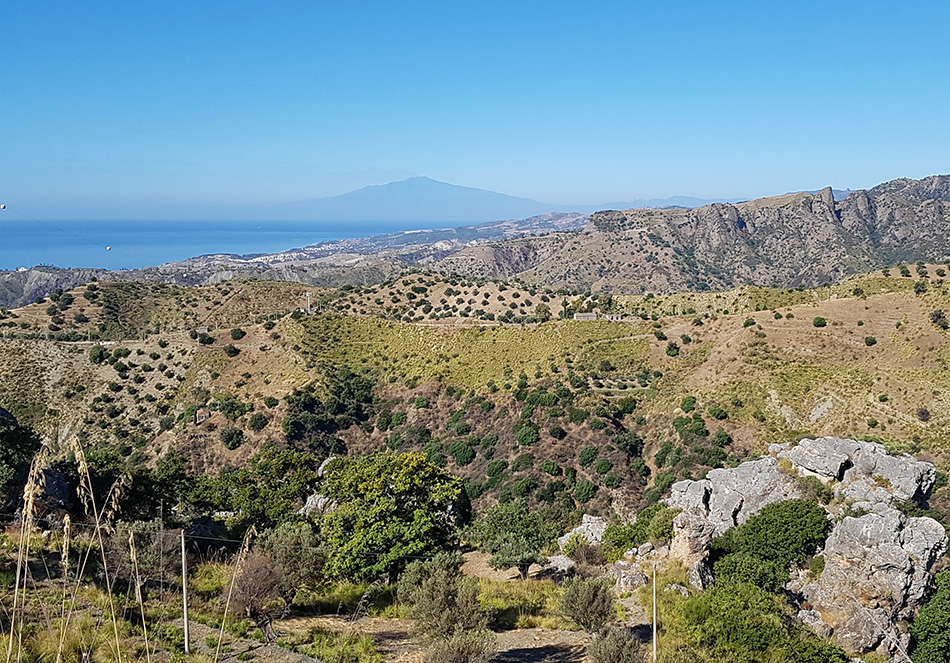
[652,561,657,663]
[181,530,190,654]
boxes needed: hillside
[3,266,950,519]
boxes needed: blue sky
[2,1,949,218]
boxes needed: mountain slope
[504,175,950,292]
[273,176,561,222]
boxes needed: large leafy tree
[468,499,562,578]
[0,418,42,508]
[320,451,469,581]
[190,443,321,531]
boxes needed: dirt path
[180,619,322,663]
[494,628,590,662]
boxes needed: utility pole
[181,530,190,654]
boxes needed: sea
[0,218,456,271]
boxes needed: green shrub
[230,328,246,340]
[743,317,756,328]
[713,551,788,592]
[487,460,508,477]
[248,412,268,431]
[812,317,827,327]
[223,343,240,357]
[512,453,534,472]
[560,577,614,632]
[422,628,495,663]
[563,532,588,557]
[516,423,540,446]
[574,480,597,503]
[398,553,486,638]
[594,458,613,475]
[448,439,476,466]
[220,427,244,450]
[588,626,643,663]
[796,475,833,505]
[707,403,727,420]
[680,395,696,412]
[864,336,877,346]
[579,445,598,467]
[541,460,562,476]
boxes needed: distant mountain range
[5,174,943,308]
[253,176,746,222]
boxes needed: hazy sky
[3,1,949,218]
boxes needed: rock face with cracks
[800,503,947,655]
[663,436,946,657]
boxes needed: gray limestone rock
[802,505,947,655]
[607,561,648,593]
[687,558,714,591]
[557,514,608,550]
[777,436,936,504]
[667,457,790,563]
[544,554,576,578]
[797,609,833,639]
[777,436,854,479]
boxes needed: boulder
[775,437,854,479]
[687,558,714,591]
[670,511,718,562]
[607,561,649,593]
[544,554,576,578]
[801,504,947,655]
[558,514,608,550]
[797,609,833,639]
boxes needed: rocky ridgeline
[556,436,947,658]
[666,436,947,657]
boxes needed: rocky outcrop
[772,436,936,504]
[665,436,947,656]
[667,457,795,569]
[558,514,608,550]
[800,503,947,655]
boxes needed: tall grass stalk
[56,515,72,663]
[70,439,127,663]
[214,527,255,663]
[128,531,152,663]
[7,445,47,663]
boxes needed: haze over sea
[1,219,456,271]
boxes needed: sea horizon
[1,218,464,271]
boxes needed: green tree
[0,419,42,508]
[321,451,469,581]
[468,500,560,578]
[191,443,321,532]
[912,569,950,662]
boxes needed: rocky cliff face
[664,436,947,657]
[519,174,950,292]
